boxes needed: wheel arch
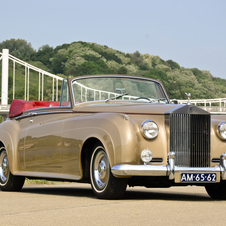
[80,132,115,180]
[0,130,18,174]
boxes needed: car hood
[74,101,186,115]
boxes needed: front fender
[86,113,140,166]
[62,112,139,167]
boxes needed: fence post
[1,49,9,106]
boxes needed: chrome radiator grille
[170,113,210,167]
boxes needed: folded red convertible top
[9,99,60,118]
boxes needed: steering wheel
[135,97,151,102]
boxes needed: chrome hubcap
[93,149,109,190]
[0,150,9,184]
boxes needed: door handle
[28,112,37,123]
[28,112,37,116]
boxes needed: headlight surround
[217,121,226,140]
[141,120,159,139]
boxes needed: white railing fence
[0,49,63,108]
[177,98,226,107]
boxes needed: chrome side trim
[13,170,81,181]
[14,110,74,120]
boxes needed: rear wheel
[205,181,226,200]
[0,149,25,191]
[90,145,127,199]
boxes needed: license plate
[180,173,217,183]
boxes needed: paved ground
[0,182,226,226]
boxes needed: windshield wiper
[105,93,128,103]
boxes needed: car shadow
[19,184,217,202]
[21,185,95,198]
[124,190,212,202]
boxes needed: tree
[117,67,127,74]
[190,68,207,82]
[0,39,35,60]
[165,60,180,70]
[52,53,67,74]
[31,45,54,68]
[70,60,113,76]
[130,51,148,70]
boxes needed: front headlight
[217,121,226,140]
[141,120,159,139]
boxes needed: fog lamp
[141,148,153,164]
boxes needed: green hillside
[1,39,226,102]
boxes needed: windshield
[71,76,168,104]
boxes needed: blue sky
[1,0,226,79]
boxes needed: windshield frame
[70,74,170,105]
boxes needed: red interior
[9,99,60,118]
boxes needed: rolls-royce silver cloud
[0,74,226,199]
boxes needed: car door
[23,111,65,174]
[17,116,32,171]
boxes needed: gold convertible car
[0,75,226,199]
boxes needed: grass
[25,178,55,185]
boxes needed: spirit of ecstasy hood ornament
[185,93,191,105]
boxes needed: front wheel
[205,181,226,200]
[90,145,127,199]
[0,149,25,191]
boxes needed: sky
[1,0,226,79]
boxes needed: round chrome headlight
[217,121,226,140]
[141,120,159,139]
[141,148,153,163]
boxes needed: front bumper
[111,152,226,183]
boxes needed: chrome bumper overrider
[111,152,226,183]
